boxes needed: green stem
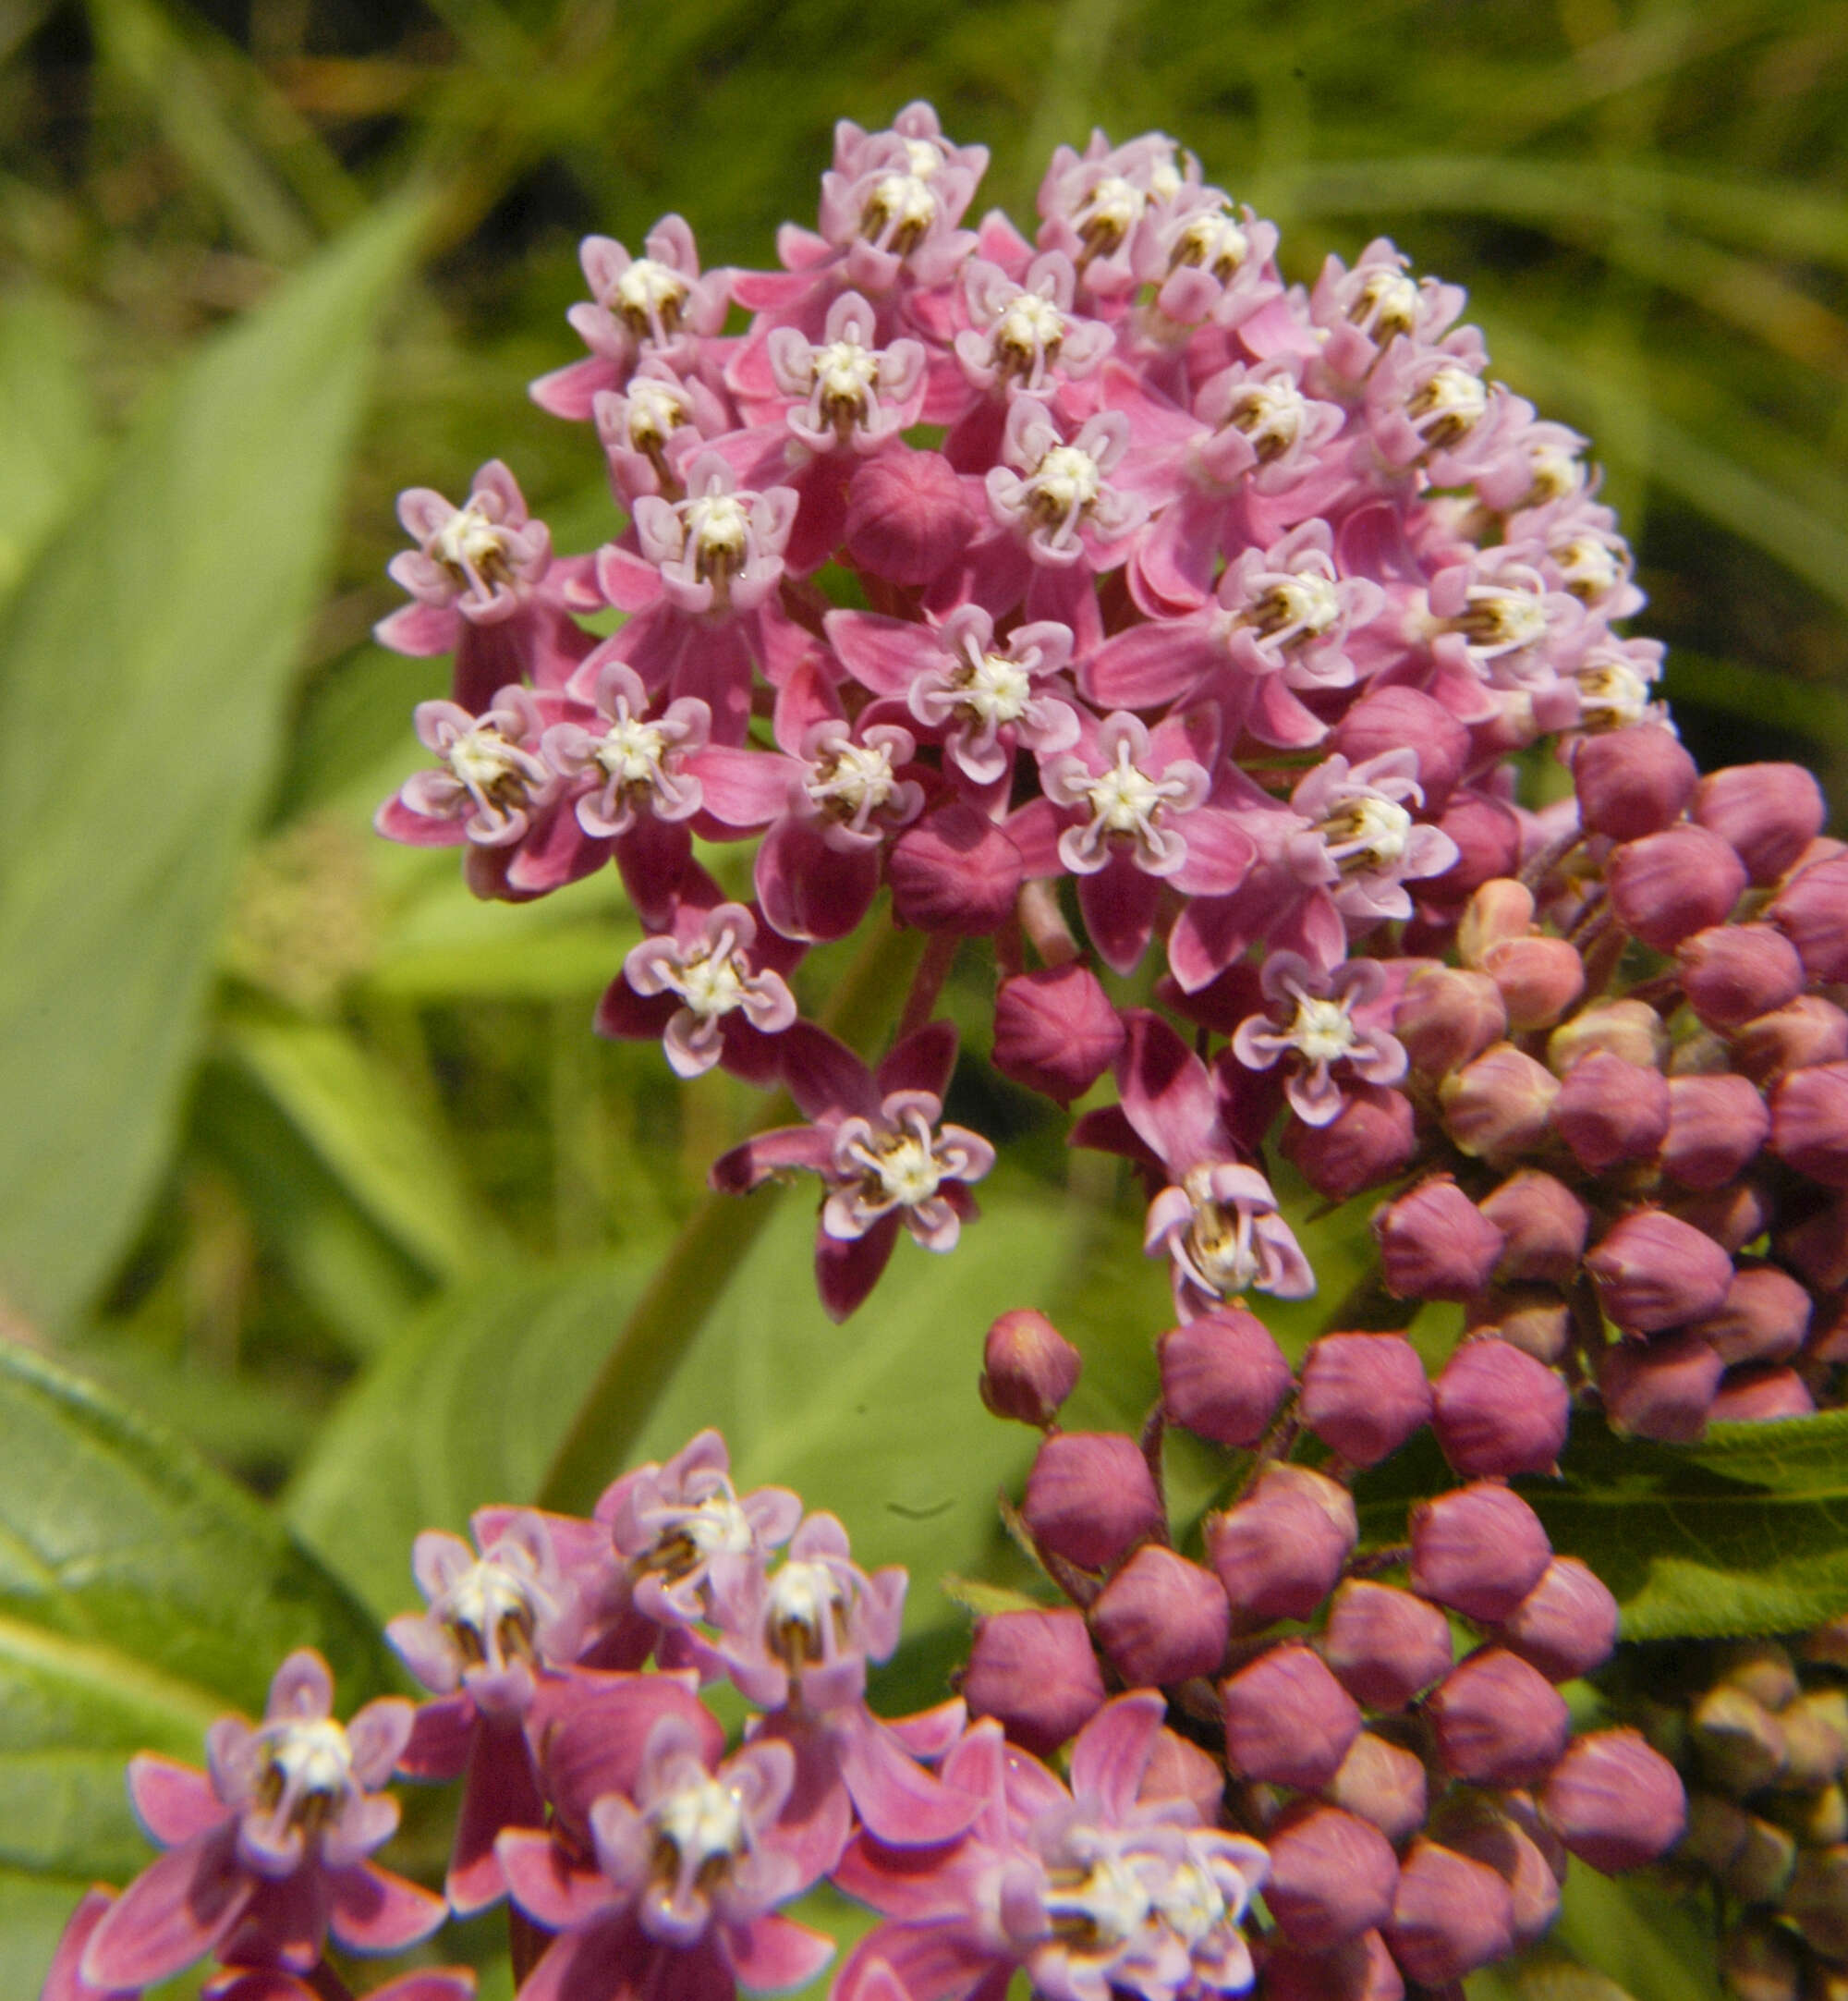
[538,918,926,1513]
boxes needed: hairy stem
[539,919,925,1513]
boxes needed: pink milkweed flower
[1109,1011,1315,1317]
[954,251,1115,397]
[1286,750,1461,928]
[826,603,1080,797]
[497,1710,833,2001]
[1125,186,1282,344]
[763,289,928,451]
[542,656,711,838]
[814,107,988,294]
[591,358,732,506]
[79,1654,440,1993]
[530,215,731,421]
[1037,128,1203,298]
[1364,328,1515,481]
[1308,238,1466,384]
[1231,953,1409,1127]
[986,397,1146,569]
[616,898,800,1082]
[712,1020,994,1320]
[1425,545,1587,700]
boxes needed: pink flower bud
[1429,1646,1572,1786]
[1678,924,1805,1031]
[1220,1641,1363,1789]
[1423,790,1523,906]
[1661,1073,1771,1190]
[1586,1209,1735,1333]
[1433,1338,1570,1479]
[1385,1839,1517,1986]
[1483,1287,1574,1365]
[1733,995,1848,1083]
[1141,1726,1226,1822]
[1321,1580,1453,1711]
[1299,1335,1433,1468]
[1694,763,1827,885]
[1394,967,1507,1077]
[1441,1043,1559,1160]
[1496,1557,1620,1682]
[1694,1263,1812,1367]
[1599,1329,1725,1443]
[1781,1191,1848,1290]
[1771,1061,1848,1188]
[1769,849,1848,983]
[1710,1363,1816,1422]
[1325,1730,1429,1843]
[1572,723,1697,840]
[1158,1307,1292,1449]
[959,1607,1105,1756]
[843,445,976,585]
[1539,1727,1687,1872]
[980,1308,1081,1426]
[888,804,1023,933]
[1283,1083,1418,1202]
[1478,935,1587,1032]
[1478,1171,1589,1287]
[1556,1049,1672,1171]
[1675,1178,1774,1254]
[1334,690,1472,809]
[1265,1803,1402,1951]
[1608,824,1748,952]
[1375,1177,1507,1301]
[1548,997,1668,1074]
[990,962,1124,1104]
[1021,1431,1165,1571]
[1260,1931,1405,2001]
[1207,1465,1358,1626]
[1431,1795,1567,1946]
[1410,1482,1552,1623]
[1457,879,1536,964]
[1090,1544,1231,1686]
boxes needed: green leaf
[1539,1863,1724,2001]
[0,1342,389,1912]
[0,1868,101,2001]
[0,289,98,610]
[0,201,420,1331]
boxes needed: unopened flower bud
[1724,1815,1798,1904]
[1548,997,1669,1074]
[991,962,1124,1104]
[1206,1464,1358,1624]
[1259,1931,1404,2001]
[1375,1177,1507,1301]
[1539,1728,1688,1873]
[1661,1073,1771,1190]
[1424,789,1523,906]
[1479,934,1587,1032]
[1394,967,1507,1077]
[1430,1796,1563,1946]
[1090,1544,1231,1686]
[1264,1802,1402,1950]
[1299,1335,1433,1467]
[980,1308,1081,1426]
[1771,1060,1848,1188]
[1021,1431,1165,1571]
[1769,849,1848,983]
[1781,1690,1847,1789]
[1479,1171,1589,1287]
[1331,689,1470,809]
[1691,1682,1789,1797]
[1140,1726,1226,1823]
[1720,1919,1804,2001]
[1220,1641,1363,1789]
[1385,1839,1517,1986]
[1457,878,1536,965]
[1599,1330,1725,1443]
[1716,1640,1800,1709]
[1429,1646,1571,1786]
[1321,1580,1453,1711]
[1572,723,1697,839]
[1586,1209,1735,1334]
[1495,1557,1619,1682]
[1324,1729,1429,1843]
[958,1607,1105,1756]
[1158,1307,1293,1448]
[1283,1082,1417,1202]
[1441,1043,1559,1159]
[1676,1177,1775,1254]
[1608,824,1748,951]
[1410,1482,1552,1623]
[843,445,976,585]
[1677,924,1805,1031]
[888,804,1023,933]
[1680,1789,1751,1872]
[1432,1338,1569,1478]
[1478,1287,1574,1365]
[1781,1191,1848,1290]
[1733,995,1848,1083]
[1710,1365,1816,1423]
[1556,1049,1672,1171]
[1694,762,1827,885]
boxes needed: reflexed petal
[127,1754,226,1848]
[82,1827,250,1989]
[726,1913,836,1994]
[326,1864,447,1956]
[1067,1692,1167,1823]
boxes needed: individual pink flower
[712,1021,995,1319]
[953,251,1113,397]
[1284,749,1461,928]
[984,396,1145,570]
[1036,128,1203,297]
[1309,237,1466,381]
[590,357,731,504]
[1230,953,1408,1126]
[762,288,928,451]
[79,1654,439,1992]
[606,895,800,1083]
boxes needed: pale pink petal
[1067,1691,1167,1822]
[82,1827,250,1990]
[127,1754,226,1848]
[834,1706,984,1848]
[326,1863,446,1956]
[726,1913,837,1993]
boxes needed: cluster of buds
[45,1410,1684,2001]
[1623,1633,1848,2001]
[968,1304,1685,1995]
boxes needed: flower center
[1318,793,1414,872]
[623,378,687,453]
[1046,1852,1154,1951]
[1076,175,1143,257]
[613,258,688,336]
[1407,362,1489,447]
[437,1556,538,1670]
[446,725,533,803]
[1225,377,1307,461]
[641,1487,757,1582]
[673,939,749,1021]
[1524,442,1582,507]
[995,291,1067,375]
[1172,208,1249,280]
[1348,267,1419,340]
[596,714,670,788]
[683,493,749,586]
[257,1717,355,1835]
[1245,570,1343,646]
[1185,1198,1260,1297]
[1450,584,1549,654]
[1550,531,1624,603]
[1154,1861,1229,1946]
[954,642,1034,726]
[767,1558,846,1665]
[1289,992,1361,1065]
[811,336,881,428]
[903,137,942,177]
[806,738,899,824]
[862,173,937,253]
[431,500,511,585]
[650,1774,748,1877]
[1028,444,1102,529]
[1575,656,1653,730]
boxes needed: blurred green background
[0,2,1843,1994]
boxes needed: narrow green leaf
[1541,1863,1724,2001]
[940,1574,1052,1617]
[0,1342,389,1893]
[0,290,98,609]
[0,201,420,1330]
